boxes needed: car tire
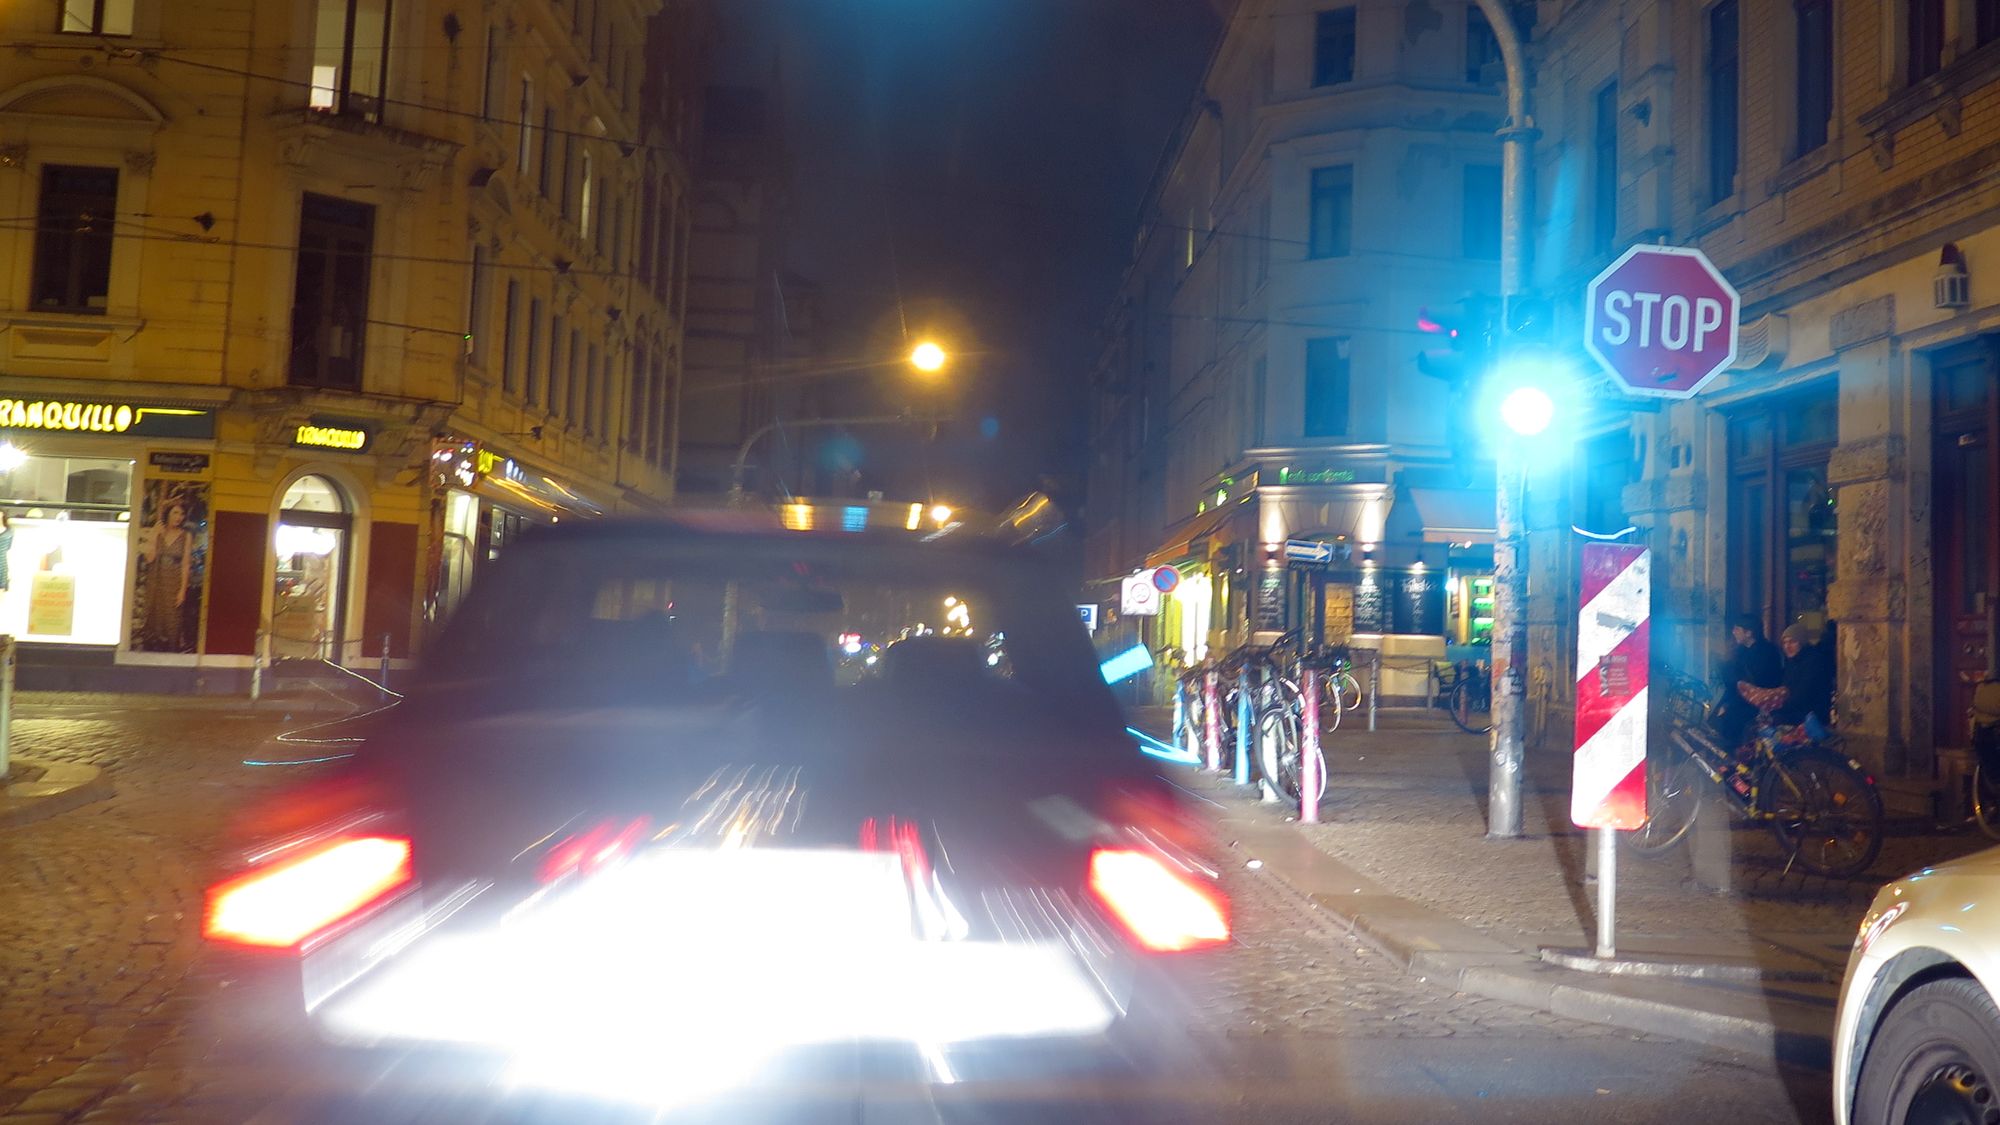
[1853,976,2000,1125]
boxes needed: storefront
[426,438,607,630]
[0,391,222,679]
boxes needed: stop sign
[1584,245,1741,399]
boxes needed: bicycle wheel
[1759,745,1885,879]
[1319,676,1343,733]
[1336,671,1363,712]
[1977,763,2000,841]
[1256,705,1301,800]
[1450,680,1493,735]
[1623,751,1705,857]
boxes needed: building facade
[0,0,700,690]
[1521,0,2000,789]
[1086,0,1509,700]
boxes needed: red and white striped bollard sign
[1573,544,1650,829]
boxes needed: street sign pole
[1477,0,1538,840]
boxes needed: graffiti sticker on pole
[1572,543,1650,830]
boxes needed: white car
[1835,847,2000,1124]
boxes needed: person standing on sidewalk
[1713,612,1782,748]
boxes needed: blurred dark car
[200,500,1228,1119]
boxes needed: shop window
[437,488,478,625]
[273,475,351,661]
[288,193,374,390]
[31,165,118,314]
[1726,388,1836,636]
[60,0,134,34]
[309,0,391,120]
[0,454,133,646]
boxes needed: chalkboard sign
[1392,572,1446,636]
[1254,561,1288,632]
[1353,577,1386,633]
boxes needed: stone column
[1824,314,1911,778]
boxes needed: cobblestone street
[0,704,1831,1122]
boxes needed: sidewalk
[1133,705,1993,1069]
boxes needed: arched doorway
[272,474,351,660]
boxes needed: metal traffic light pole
[1475,0,1538,839]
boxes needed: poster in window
[130,479,210,653]
[1353,577,1386,634]
[1254,560,1288,632]
[27,574,75,636]
[1322,583,1355,644]
[1392,571,1446,636]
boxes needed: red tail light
[1088,847,1231,953]
[538,817,651,884]
[204,836,413,949]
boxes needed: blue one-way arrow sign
[1284,539,1333,565]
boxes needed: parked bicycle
[1177,635,1327,806]
[1433,659,1492,735]
[1625,672,1884,879]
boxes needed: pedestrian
[1712,612,1781,748]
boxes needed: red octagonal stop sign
[1584,245,1741,399]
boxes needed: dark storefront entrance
[1931,337,2000,747]
[1726,386,1838,638]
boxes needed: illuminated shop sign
[293,419,372,452]
[0,398,214,439]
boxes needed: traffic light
[1417,296,1500,473]
[1503,293,1555,344]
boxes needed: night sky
[713,0,1221,510]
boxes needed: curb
[0,756,113,828]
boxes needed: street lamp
[910,340,948,374]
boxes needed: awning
[1143,502,1241,569]
[1403,488,1497,544]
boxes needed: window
[517,77,535,174]
[539,109,556,197]
[611,193,626,272]
[1909,0,1946,82]
[579,150,595,238]
[1466,5,1501,84]
[566,331,582,421]
[1462,164,1501,260]
[288,193,375,389]
[60,0,133,34]
[596,178,610,258]
[466,245,490,366]
[309,0,391,120]
[548,314,567,416]
[1304,339,1349,438]
[1253,200,1269,287]
[1727,391,1838,636]
[632,346,649,451]
[559,135,574,216]
[480,26,499,119]
[31,165,117,314]
[1307,165,1353,259]
[1981,0,2000,47]
[1795,0,1833,156]
[525,297,543,405]
[1313,9,1357,87]
[1593,82,1619,253]
[1706,0,1740,204]
[500,279,521,395]
[583,344,599,435]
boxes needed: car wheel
[1854,976,2000,1125]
